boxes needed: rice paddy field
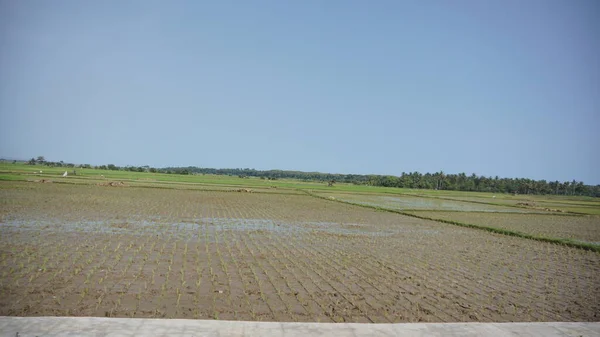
[312,191,546,213]
[1,166,599,323]
[408,191,600,215]
[405,212,600,245]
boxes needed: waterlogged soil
[317,192,540,213]
[435,196,600,215]
[408,211,600,245]
[0,218,409,239]
[1,182,599,322]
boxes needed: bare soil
[0,182,598,322]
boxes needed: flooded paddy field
[315,192,543,213]
[408,192,600,215]
[406,211,600,245]
[1,182,599,322]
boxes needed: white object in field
[492,195,496,198]
[63,171,68,177]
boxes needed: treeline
[25,156,87,168]
[163,167,370,183]
[160,167,600,197]
[21,157,600,197]
[365,172,598,197]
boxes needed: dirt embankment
[97,181,127,187]
[32,179,53,183]
[231,188,253,193]
[516,202,565,213]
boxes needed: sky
[1,0,598,184]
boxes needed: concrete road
[0,317,599,337]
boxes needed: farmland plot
[405,191,600,215]
[406,212,600,245]
[430,196,600,215]
[314,192,543,213]
[0,182,599,322]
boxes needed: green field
[2,162,598,200]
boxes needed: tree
[436,171,445,190]
[36,156,45,164]
[549,181,559,195]
[28,158,36,165]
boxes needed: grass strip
[318,202,580,216]
[404,208,582,216]
[302,190,600,253]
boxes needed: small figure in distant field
[63,171,68,177]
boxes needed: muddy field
[313,191,544,213]
[407,211,600,244]
[419,194,600,215]
[1,182,599,322]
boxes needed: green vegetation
[1,162,598,207]
[4,157,599,196]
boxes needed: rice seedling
[1,181,597,322]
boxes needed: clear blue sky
[1,0,598,184]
